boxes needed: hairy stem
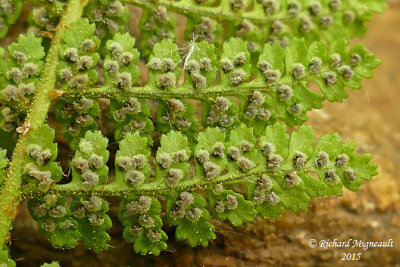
[27,170,267,197]
[57,72,323,101]
[22,167,308,197]
[0,0,88,250]
[124,0,292,22]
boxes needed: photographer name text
[308,238,394,250]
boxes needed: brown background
[2,1,400,266]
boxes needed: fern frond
[22,125,63,191]
[28,194,112,252]
[119,195,168,255]
[66,130,109,189]
[0,0,23,38]
[24,122,377,254]
[0,33,45,132]
[139,6,176,56]
[58,31,380,141]
[0,0,386,261]
[130,0,387,46]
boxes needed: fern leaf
[0,0,385,260]
[166,192,216,247]
[86,0,130,44]
[139,6,176,56]
[0,33,45,132]
[134,0,387,45]
[110,97,154,143]
[28,193,82,249]
[29,194,112,252]
[155,131,191,187]
[41,262,60,267]
[119,195,168,255]
[0,0,23,39]
[156,99,201,144]
[182,41,218,89]
[209,189,257,227]
[53,98,101,149]
[70,196,112,252]
[104,32,141,89]
[113,131,152,189]
[219,38,251,87]
[57,19,100,91]
[22,125,62,191]
[184,16,223,48]
[194,127,227,180]
[66,130,109,190]
[146,39,181,90]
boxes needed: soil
[2,2,400,267]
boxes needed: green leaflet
[70,196,112,252]
[5,33,45,62]
[28,194,82,249]
[0,149,7,188]
[29,194,112,252]
[27,0,67,35]
[104,33,140,89]
[113,131,152,190]
[67,130,109,190]
[53,98,101,149]
[146,39,181,90]
[57,19,101,91]
[110,97,153,143]
[208,189,257,227]
[155,131,191,187]
[156,99,200,145]
[22,125,62,191]
[118,195,168,255]
[0,33,45,133]
[219,38,251,87]
[184,16,223,49]
[240,38,380,130]
[0,249,15,267]
[225,124,261,174]
[139,5,176,57]
[182,41,218,89]
[194,127,227,180]
[249,122,377,218]
[41,262,61,267]
[201,96,240,131]
[145,0,387,44]
[85,0,130,46]
[0,0,23,39]
[166,192,216,247]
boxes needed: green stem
[0,0,88,251]
[59,72,323,101]
[26,170,268,197]
[123,0,295,23]
[24,166,309,197]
